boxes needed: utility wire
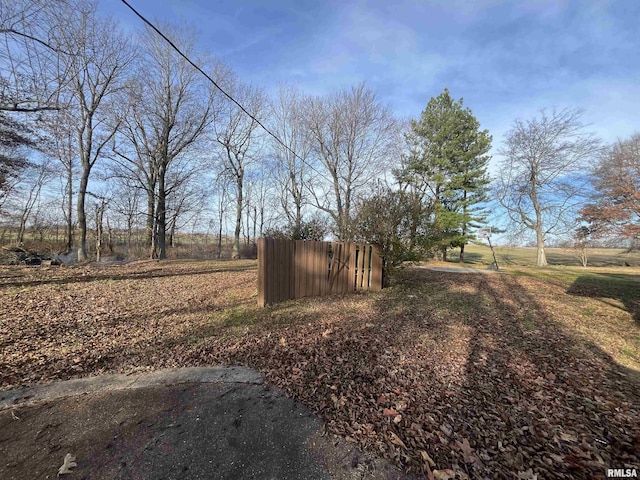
[120,0,329,182]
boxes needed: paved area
[0,367,413,480]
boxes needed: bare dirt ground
[1,260,639,479]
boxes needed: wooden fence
[257,238,383,306]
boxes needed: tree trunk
[460,190,468,263]
[106,217,113,254]
[157,167,167,259]
[536,227,547,267]
[532,181,547,267]
[169,217,176,248]
[65,166,73,252]
[95,203,104,263]
[252,206,257,243]
[233,173,243,259]
[17,217,27,245]
[77,170,89,261]
[259,206,264,238]
[330,172,344,240]
[245,197,250,246]
[146,187,155,250]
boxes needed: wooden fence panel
[257,238,383,306]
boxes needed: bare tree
[0,0,70,113]
[112,24,215,259]
[57,0,134,261]
[110,177,143,251]
[45,109,77,251]
[213,172,232,258]
[305,83,397,240]
[14,157,51,244]
[111,79,157,252]
[212,77,266,258]
[164,162,209,249]
[269,84,313,233]
[495,108,601,266]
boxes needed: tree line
[1,0,638,267]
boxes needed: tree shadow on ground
[446,252,485,265]
[0,262,257,289]
[4,266,639,478]
[357,269,640,478]
[567,273,640,327]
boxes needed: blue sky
[104,0,640,169]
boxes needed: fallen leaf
[389,432,407,449]
[433,469,457,480]
[440,423,453,437]
[517,468,538,480]
[560,432,578,443]
[425,461,435,480]
[458,437,485,469]
[393,415,402,424]
[456,438,477,463]
[57,453,77,475]
[420,449,436,468]
[383,408,399,416]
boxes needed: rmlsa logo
[608,469,638,478]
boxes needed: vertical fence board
[269,239,280,303]
[309,241,316,297]
[301,242,312,297]
[294,240,302,298]
[349,243,357,291]
[337,242,344,294]
[257,238,383,306]
[371,246,382,291]
[358,243,367,290]
[354,245,361,291]
[321,242,328,295]
[257,238,266,307]
[281,239,288,302]
[315,241,323,296]
[341,243,350,294]
[362,245,371,290]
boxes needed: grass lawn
[451,243,640,268]
[1,258,638,479]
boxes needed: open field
[452,243,640,268]
[1,259,639,478]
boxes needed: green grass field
[451,243,640,268]
[449,244,640,267]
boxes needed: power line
[119,0,329,182]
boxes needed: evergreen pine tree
[405,88,491,261]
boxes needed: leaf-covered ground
[1,260,638,479]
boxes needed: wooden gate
[257,238,383,307]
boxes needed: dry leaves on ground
[1,261,639,479]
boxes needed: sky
[103,0,640,172]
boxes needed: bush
[264,218,328,241]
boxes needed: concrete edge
[0,366,264,411]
